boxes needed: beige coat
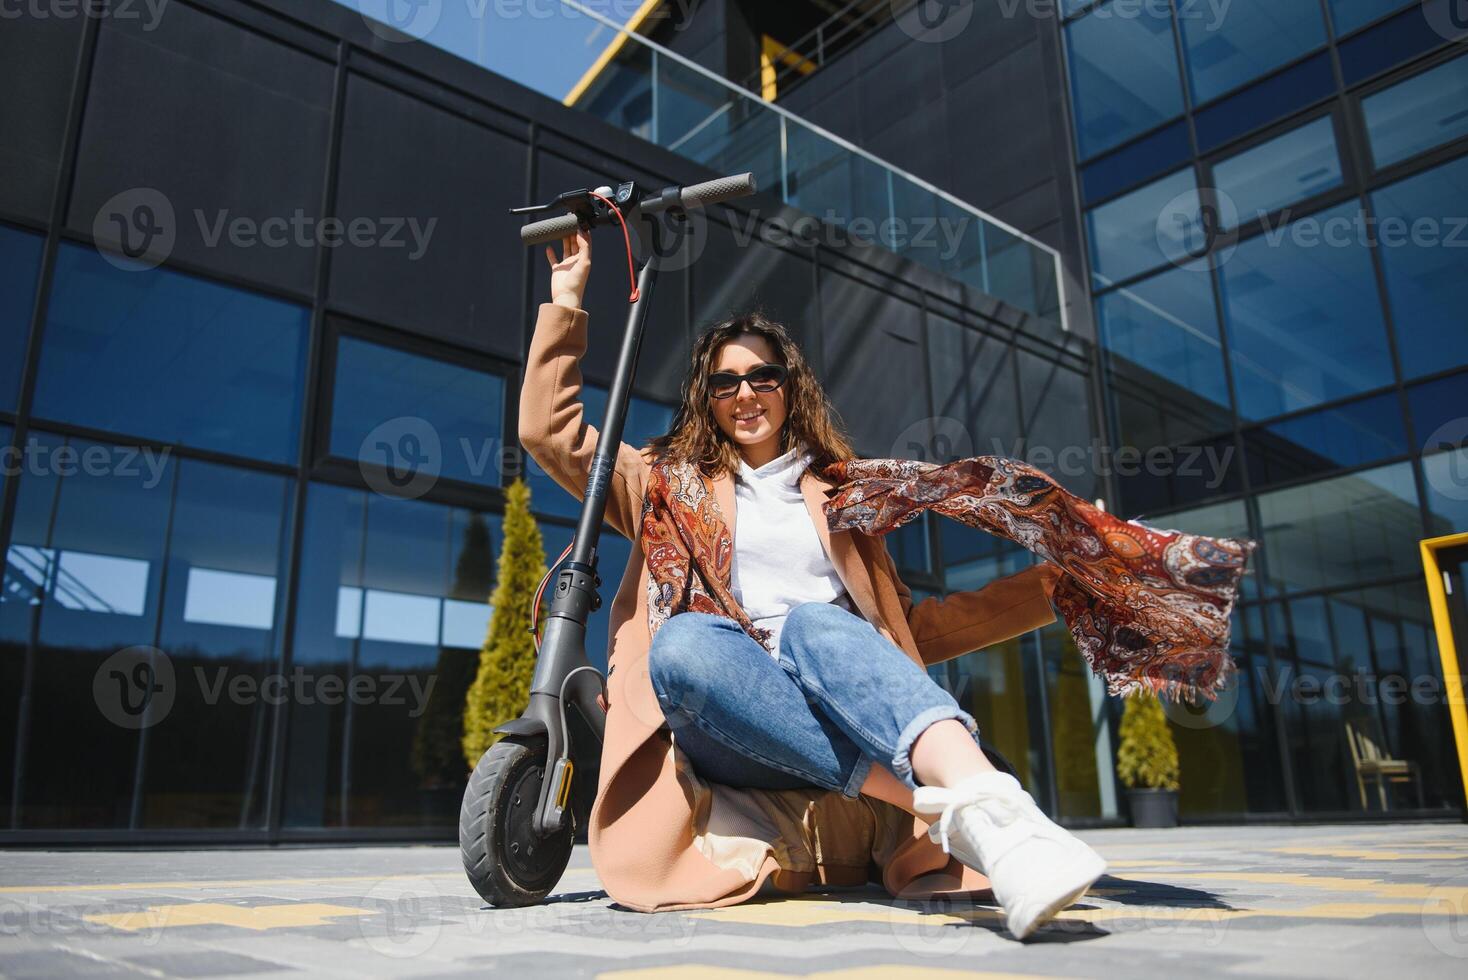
[519,302,1064,912]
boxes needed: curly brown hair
[644,311,858,478]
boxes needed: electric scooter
[459,171,1021,908]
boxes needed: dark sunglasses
[707,363,789,399]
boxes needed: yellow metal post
[1420,531,1468,809]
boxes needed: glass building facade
[1,0,1462,843]
[1065,0,1466,816]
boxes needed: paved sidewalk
[3,822,1467,978]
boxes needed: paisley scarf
[639,454,1255,702]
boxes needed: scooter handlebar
[520,211,584,247]
[518,172,757,246]
[679,172,757,209]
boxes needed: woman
[522,228,1104,938]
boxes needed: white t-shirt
[729,443,856,656]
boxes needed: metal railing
[340,0,1066,326]
[559,0,1065,326]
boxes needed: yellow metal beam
[760,34,817,102]
[1420,531,1468,810]
[564,0,667,107]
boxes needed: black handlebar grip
[680,172,757,209]
[520,211,583,247]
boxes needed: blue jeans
[647,601,982,799]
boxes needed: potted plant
[1115,692,1180,828]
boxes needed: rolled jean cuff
[892,705,981,790]
[840,750,874,800]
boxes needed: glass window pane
[941,525,1032,593]
[1179,0,1328,105]
[285,483,503,828]
[527,385,672,522]
[1018,350,1098,501]
[1097,263,1231,410]
[1193,52,1337,154]
[1369,153,1468,380]
[0,224,43,411]
[1328,0,1416,35]
[888,512,931,576]
[1422,448,1468,537]
[1274,582,1458,813]
[1087,168,1199,288]
[1255,460,1423,594]
[1040,621,1117,820]
[142,460,290,828]
[1212,116,1343,223]
[926,311,1020,459]
[1244,391,1408,489]
[1410,370,1468,453]
[0,433,290,829]
[1064,2,1185,159]
[1099,264,1240,515]
[330,334,506,489]
[1152,500,1283,813]
[0,432,171,828]
[1362,53,1468,169]
[944,630,1058,813]
[1081,120,1192,205]
[34,245,308,463]
[1217,202,1395,420]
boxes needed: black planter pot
[1126,788,1179,828]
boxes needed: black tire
[459,735,574,907]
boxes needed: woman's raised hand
[546,226,591,311]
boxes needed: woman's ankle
[910,718,997,788]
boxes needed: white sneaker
[912,771,1107,939]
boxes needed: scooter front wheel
[459,734,574,907]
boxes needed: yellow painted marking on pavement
[0,872,462,895]
[0,868,600,895]
[83,902,375,932]
[1114,871,1468,901]
[1269,846,1468,861]
[686,889,1468,931]
[600,967,1079,980]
